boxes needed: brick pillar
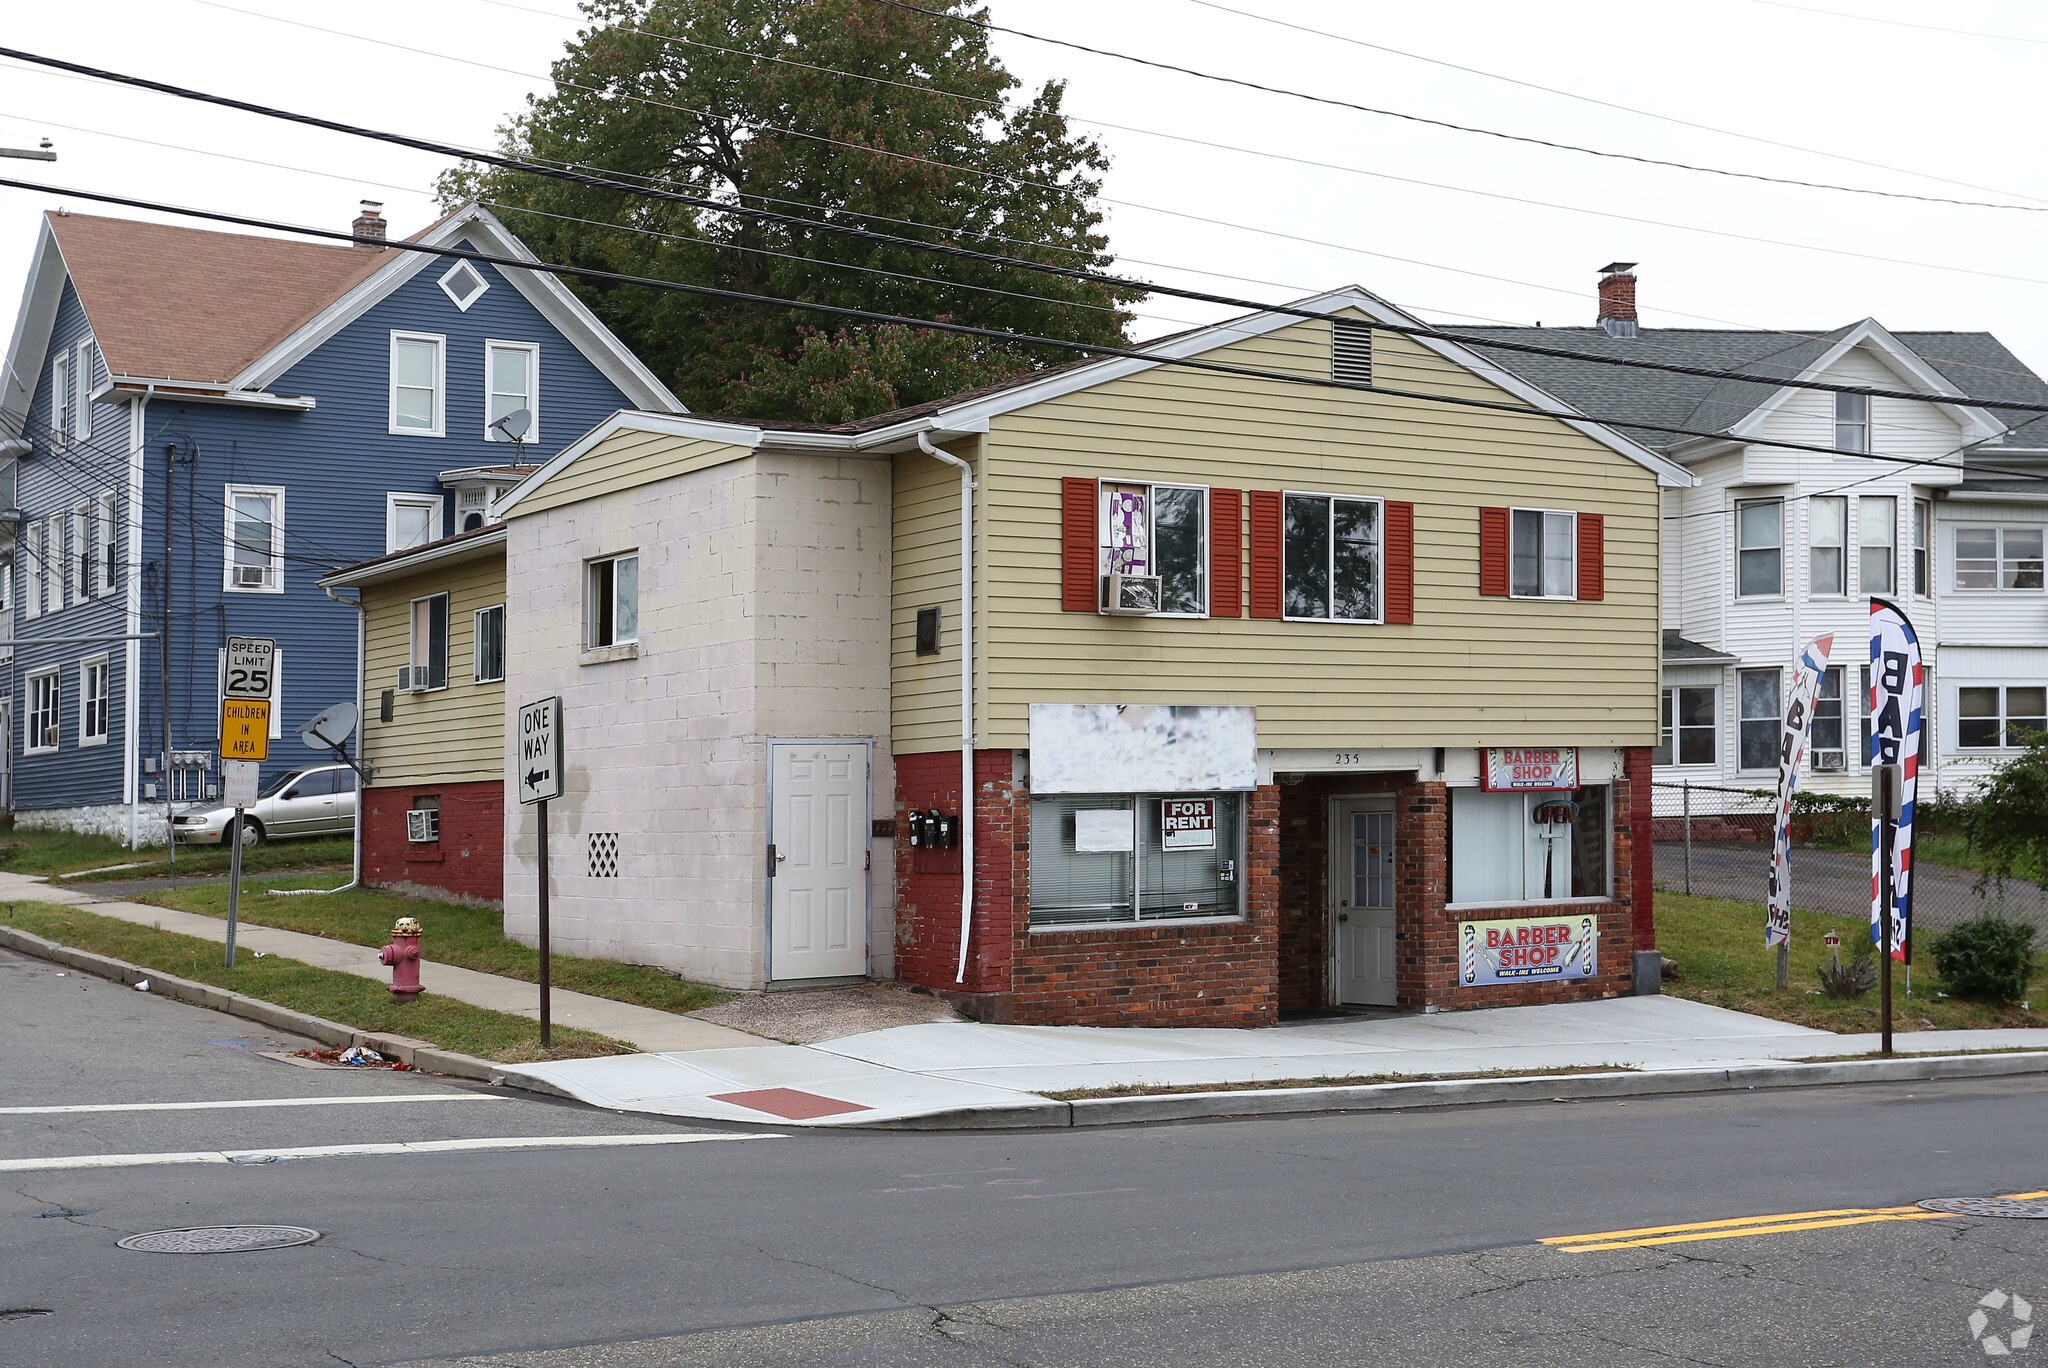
[1394,779,1448,1009]
[1625,745,1655,949]
[893,749,1014,1017]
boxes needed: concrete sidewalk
[502,995,2048,1128]
[0,872,757,1054]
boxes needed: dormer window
[438,260,489,312]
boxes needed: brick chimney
[352,200,387,250]
[1597,262,1638,338]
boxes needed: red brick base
[363,779,504,903]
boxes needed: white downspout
[917,432,976,983]
[123,392,147,847]
[272,584,364,896]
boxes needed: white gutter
[272,584,366,896]
[918,431,977,984]
[123,392,147,847]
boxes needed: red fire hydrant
[379,917,423,1002]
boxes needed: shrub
[1816,939,1877,999]
[1962,737,2048,885]
[1927,913,2038,1004]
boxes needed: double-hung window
[1858,496,1895,595]
[1860,664,1873,766]
[69,500,89,606]
[49,351,70,444]
[587,553,639,649]
[1811,666,1845,770]
[44,519,62,616]
[1448,786,1610,903]
[474,604,506,684]
[1913,500,1931,596]
[389,332,446,436]
[24,521,42,621]
[80,657,109,746]
[1736,499,1782,597]
[409,593,450,691]
[95,491,117,596]
[75,340,94,439]
[25,669,60,754]
[1739,669,1781,771]
[1809,496,1846,595]
[386,494,444,553]
[1510,508,1576,598]
[1834,392,1869,452]
[1656,686,1716,766]
[1959,686,2047,750]
[224,486,283,592]
[485,341,539,443]
[1955,526,2045,591]
[1099,482,1207,614]
[1283,492,1380,621]
[1028,793,1245,927]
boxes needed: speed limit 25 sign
[223,636,276,700]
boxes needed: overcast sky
[5,0,2047,387]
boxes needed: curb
[0,922,557,1095]
[859,1051,2048,1130]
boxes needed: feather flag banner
[1766,635,1834,948]
[1868,599,1923,962]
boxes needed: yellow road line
[1540,1204,1922,1245]
[1555,1210,1951,1253]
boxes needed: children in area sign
[1460,915,1599,985]
[1480,746,1579,791]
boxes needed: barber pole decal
[1766,635,1834,947]
[1868,599,1923,962]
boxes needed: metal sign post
[517,697,564,1046]
[220,637,276,968]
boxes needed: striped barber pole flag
[1766,635,1834,948]
[1868,598,1923,962]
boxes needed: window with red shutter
[1210,488,1242,618]
[1383,500,1414,624]
[1577,512,1605,601]
[1248,491,1283,618]
[1478,506,1509,596]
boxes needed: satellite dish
[490,407,532,442]
[299,701,360,750]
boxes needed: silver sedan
[172,764,359,845]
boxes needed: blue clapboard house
[0,201,680,842]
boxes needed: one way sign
[517,696,563,805]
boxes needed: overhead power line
[4,173,2045,488]
[861,0,2048,212]
[7,48,2048,422]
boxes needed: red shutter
[1577,511,1605,601]
[1478,506,1509,597]
[1248,490,1283,619]
[1061,477,1098,612]
[1209,488,1242,618]
[1383,500,1414,624]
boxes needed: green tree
[440,0,1136,419]
[1963,733,2048,886]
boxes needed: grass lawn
[0,827,353,881]
[1655,890,2045,1033]
[0,900,627,1063]
[133,876,731,1016]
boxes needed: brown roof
[49,212,396,386]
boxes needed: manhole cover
[1919,1197,2048,1219]
[117,1225,321,1254]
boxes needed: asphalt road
[4,943,2045,1368]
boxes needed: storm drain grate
[117,1225,321,1254]
[1919,1197,2048,1219]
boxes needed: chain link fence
[1652,779,2048,942]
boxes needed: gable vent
[1332,319,1372,386]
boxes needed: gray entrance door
[1333,798,1397,1006]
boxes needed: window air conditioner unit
[232,564,268,589]
[395,666,427,693]
[1813,751,1845,772]
[406,808,440,843]
[1101,572,1163,615]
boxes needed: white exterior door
[770,742,869,981]
[1333,799,1398,1006]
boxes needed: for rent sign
[1460,915,1599,985]
[1159,798,1216,850]
[1480,746,1579,792]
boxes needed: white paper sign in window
[1074,808,1136,852]
[1029,704,1257,795]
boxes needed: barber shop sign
[1460,915,1599,985]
